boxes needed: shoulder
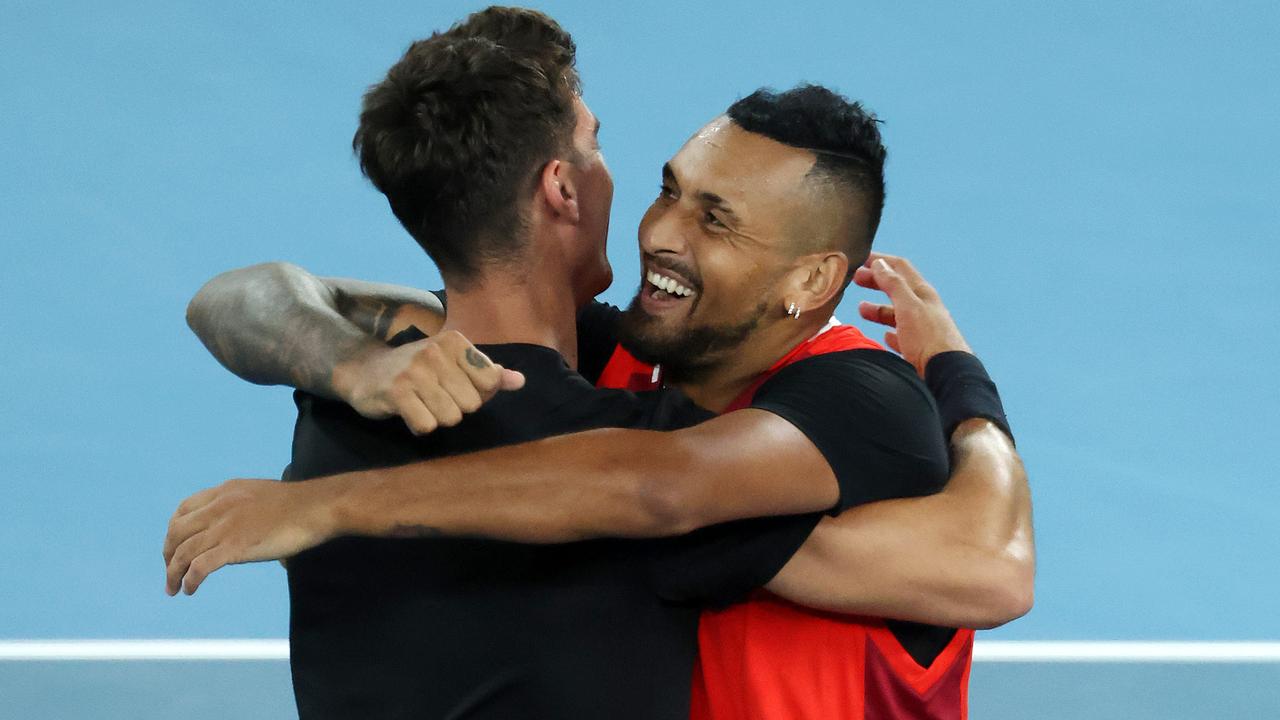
[749,349,949,510]
[755,348,931,406]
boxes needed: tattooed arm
[187,263,521,429]
[186,262,444,396]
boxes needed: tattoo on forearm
[388,524,445,538]
[334,291,402,342]
[193,284,388,400]
[465,347,491,370]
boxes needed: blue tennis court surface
[4,658,1278,719]
[4,1,1277,718]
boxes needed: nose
[638,202,690,259]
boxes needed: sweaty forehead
[668,118,818,230]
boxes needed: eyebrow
[663,163,740,222]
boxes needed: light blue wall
[3,1,1277,647]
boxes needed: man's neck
[440,263,581,369]
[673,313,832,413]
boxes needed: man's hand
[162,479,338,596]
[854,252,972,375]
[332,329,526,434]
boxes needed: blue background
[4,0,1278,650]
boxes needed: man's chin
[617,302,681,366]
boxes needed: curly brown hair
[353,7,581,280]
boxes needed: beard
[615,292,770,384]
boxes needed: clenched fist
[333,329,526,434]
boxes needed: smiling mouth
[645,269,696,299]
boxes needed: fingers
[164,485,227,564]
[866,253,938,301]
[883,330,901,354]
[499,368,525,391]
[415,382,464,430]
[386,331,525,435]
[852,265,880,291]
[858,301,897,328]
[181,545,233,596]
[171,485,222,519]
[437,367,485,417]
[394,385,440,435]
[166,528,217,596]
[448,336,507,399]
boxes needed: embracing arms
[769,418,1031,629]
[187,262,521,431]
[763,255,1034,628]
[165,255,1034,631]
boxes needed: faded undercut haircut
[352,7,581,281]
[727,85,887,270]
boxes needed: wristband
[924,351,1014,444]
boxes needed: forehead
[667,117,817,227]
[572,96,597,138]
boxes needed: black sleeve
[649,513,823,608]
[429,288,447,314]
[750,349,950,515]
[575,300,623,385]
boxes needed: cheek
[697,250,769,319]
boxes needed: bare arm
[764,253,1033,629]
[164,253,1033,612]
[766,418,1033,629]
[187,263,521,430]
[163,408,842,594]
[186,261,444,398]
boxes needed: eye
[658,183,676,200]
[704,211,725,228]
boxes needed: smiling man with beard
[165,7,1031,719]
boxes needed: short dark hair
[353,7,580,280]
[726,85,886,266]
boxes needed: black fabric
[749,349,951,515]
[575,299,623,385]
[652,512,823,608]
[925,350,1014,443]
[429,288,447,314]
[885,619,961,669]
[284,328,812,720]
[747,348,960,669]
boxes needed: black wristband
[924,351,1014,444]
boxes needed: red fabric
[597,325,973,719]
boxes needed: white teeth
[647,270,694,298]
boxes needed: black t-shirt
[577,300,957,666]
[284,333,820,719]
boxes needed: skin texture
[621,119,856,409]
[172,83,1032,628]
[167,252,1034,628]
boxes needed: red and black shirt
[581,301,971,720]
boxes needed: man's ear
[538,159,579,224]
[786,251,850,314]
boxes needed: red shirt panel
[596,324,973,720]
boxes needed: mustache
[643,254,701,291]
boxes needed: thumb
[499,368,526,391]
